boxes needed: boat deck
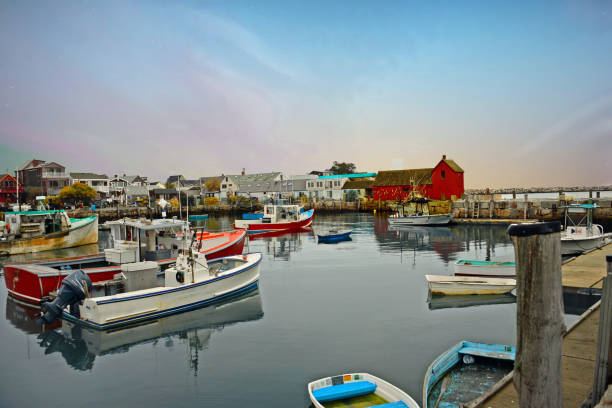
[470,242,612,407]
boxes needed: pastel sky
[1,1,611,188]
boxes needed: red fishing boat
[3,218,246,304]
[234,204,314,235]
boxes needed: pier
[470,243,612,407]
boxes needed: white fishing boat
[39,237,262,330]
[425,274,516,295]
[454,259,516,278]
[388,198,452,226]
[561,204,610,255]
[308,373,419,408]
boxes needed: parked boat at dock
[388,198,452,226]
[425,275,516,295]
[454,259,516,278]
[233,203,314,234]
[317,228,352,243]
[3,218,246,304]
[0,210,98,256]
[561,204,610,255]
[39,242,262,329]
[423,341,515,408]
[308,372,419,408]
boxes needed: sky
[0,1,611,188]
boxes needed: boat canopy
[104,218,188,231]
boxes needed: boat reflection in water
[247,227,311,261]
[427,293,516,311]
[9,289,263,372]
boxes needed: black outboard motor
[40,269,92,324]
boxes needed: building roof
[167,175,184,184]
[70,172,108,180]
[319,172,377,179]
[373,169,433,187]
[183,179,201,187]
[342,178,375,190]
[231,172,282,184]
[124,186,149,197]
[17,159,46,171]
[152,188,179,195]
[440,159,464,173]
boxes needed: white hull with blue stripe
[308,372,419,408]
[63,252,261,330]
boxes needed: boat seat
[459,346,515,361]
[312,381,377,403]
[366,402,409,408]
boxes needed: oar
[434,376,452,408]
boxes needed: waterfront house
[342,177,375,201]
[224,171,282,201]
[70,172,109,198]
[372,155,464,201]
[16,159,71,198]
[124,185,149,204]
[0,174,23,208]
[151,188,179,202]
[308,173,376,200]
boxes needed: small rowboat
[425,275,516,296]
[454,259,516,278]
[423,341,515,408]
[308,372,419,408]
[317,229,352,243]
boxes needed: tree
[327,161,356,175]
[58,183,97,205]
[205,178,220,192]
[165,182,175,189]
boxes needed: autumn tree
[327,161,356,175]
[58,182,97,205]
[205,178,220,192]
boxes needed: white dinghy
[425,274,516,296]
[308,373,419,408]
[40,233,261,330]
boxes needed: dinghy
[454,260,516,278]
[317,229,352,243]
[308,373,419,408]
[423,341,515,408]
[425,275,516,295]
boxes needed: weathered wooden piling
[508,221,565,408]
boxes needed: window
[222,184,227,189]
[441,170,446,179]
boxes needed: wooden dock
[472,243,612,407]
[452,218,539,226]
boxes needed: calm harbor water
[0,214,591,407]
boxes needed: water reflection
[428,293,517,311]
[373,216,513,265]
[248,228,311,261]
[8,289,263,374]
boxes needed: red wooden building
[0,174,23,207]
[372,155,464,201]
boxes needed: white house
[70,172,110,197]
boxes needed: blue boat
[317,229,352,243]
[423,341,515,408]
[188,214,209,221]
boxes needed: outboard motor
[40,269,91,324]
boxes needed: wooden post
[508,222,564,408]
[589,255,612,407]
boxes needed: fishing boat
[317,228,352,243]
[425,275,516,296]
[454,260,516,278]
[39,238,262,330]
[3,219,247,304]
[423,341,515,408]
[561,204,610,255]
[388,198,452,227]
[308,373,420,408]
[234,203,314,234]
[0,210,98,256]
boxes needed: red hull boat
[3,229,247,304]
[234,205,314,235]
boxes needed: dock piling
[508,221,564,408]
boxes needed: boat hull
[235,209,314,234]
[0,216,98,256]
[426,275,516,295]
[561,235,605,255]
[317,231,352,243]
[454,260,516,278]
[388,214,452,226]
[63,254,261,330]
[3,230,247,304]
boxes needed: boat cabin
[563,204,601,237]
[1,210,71,240]
[261,204,304,223]
[103,218,189,264]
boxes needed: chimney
[442,154,446,160]
[241,168,245,176]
